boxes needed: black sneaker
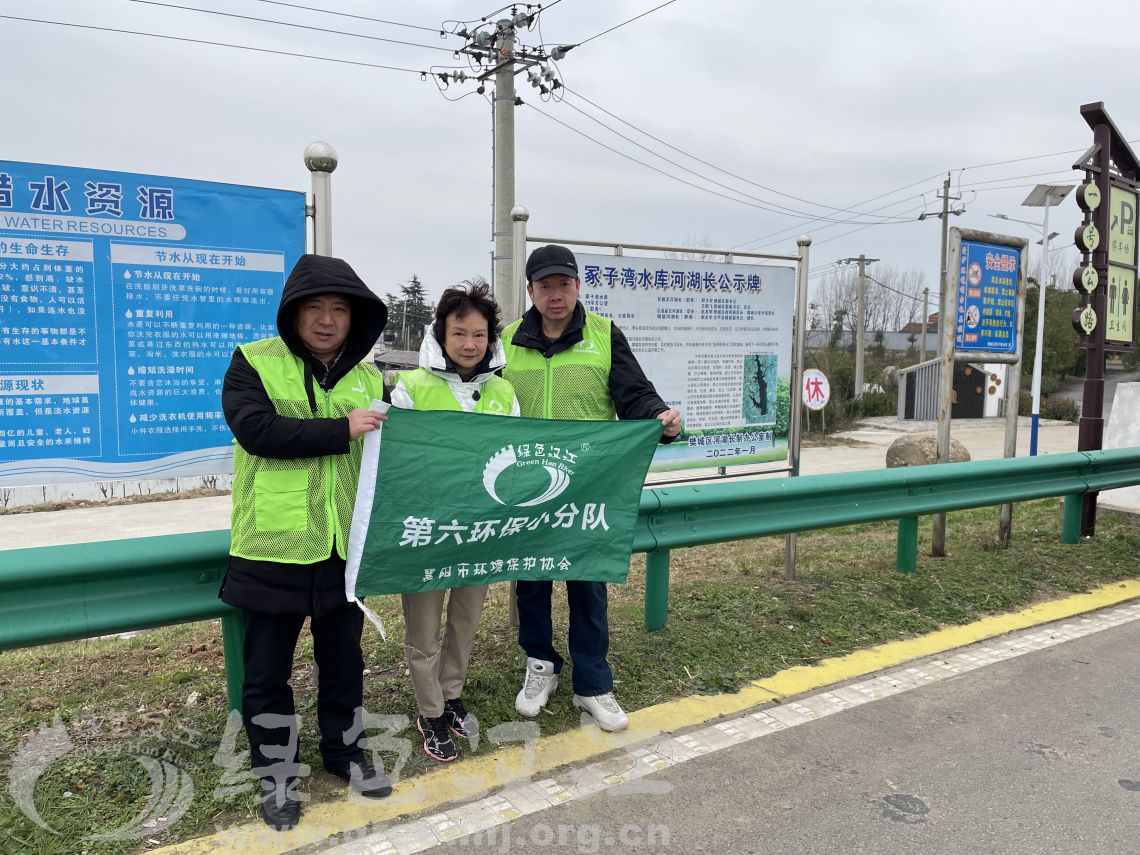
[417,714,458,762]
[323,756,393,799]
[444,697,479,740]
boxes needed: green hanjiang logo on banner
[345,409,662,597]
[483,441,586,506]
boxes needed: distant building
[372,348,419,387]
[898,312,938,336]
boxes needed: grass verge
[1,498,1138,854]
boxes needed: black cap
[526,244,579,283]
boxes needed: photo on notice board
[742,353,778,425]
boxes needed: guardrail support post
[896,516,919,573]
[221,612,246,712]
[644,550,671,632]
[1061,494,1082,545]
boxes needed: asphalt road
[1054,367,1140,421]
[410,618,1140,855]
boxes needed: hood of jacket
[277,254,388,366]
[418,329,506,385]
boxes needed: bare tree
[1024,246,1078,291]
[662,234,728,263]
[812,263,928,343]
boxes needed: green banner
[346,409,661,596]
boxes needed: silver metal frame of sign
[932,227,1029,556]
[503,213,812,581]
[515,227,809,490]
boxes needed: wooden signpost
[1072,103,1140,535]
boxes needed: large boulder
[886,432,971,468]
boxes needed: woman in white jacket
[389,279,519,763]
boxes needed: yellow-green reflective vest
[394,367,516,415]
[500,311,615,420]
[229,336,385,564]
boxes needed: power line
[864,273,923,301]
[0,14,433,75]
[734,137,1140,253]
[957,168,1079,189]
[535,0,568,15]
[810,201,928,247]
[734,173,945,250]
[958,145,1101,173]
[562,86,913,224]
[129,1,457,53]
[445,5,517,33]
[444,2,565,38]
[524,102,839,215]
[576,0,677,47]
[810,168,1087,248]
[554,99,916,224]
[530,102,939,234]
[807,263,841,280]
[968,182,1076,195]
[253,0,446,34]
[741,189,936,252]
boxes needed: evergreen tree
[1021,280,1083,394]
[400,275,434,349]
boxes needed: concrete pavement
[310,599,1140,855]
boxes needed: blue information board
[0,160,305,486]
[955,239,1020,354]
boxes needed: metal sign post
[1072,102,1140,536]
[784,235,812,581]
[932,227,1029,555]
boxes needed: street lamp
[991,183,1075,456]
[991,213,1060,245]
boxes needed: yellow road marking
[155,580,1140,854]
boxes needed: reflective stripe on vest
[500,311,614,421]
[229,336,385,564]
[395,367,516,415]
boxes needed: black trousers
[242,603,365,775]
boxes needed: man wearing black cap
[501,244,682,732]
[220,254,392,830]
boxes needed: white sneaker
[572,692,629,732]
[515,657,558,717]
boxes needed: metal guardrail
[3,448,1139,710]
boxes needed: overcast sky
[3,0,1139,311]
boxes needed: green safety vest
[394,367,516,415]
[230,336,385,564]
[500,311,615,421]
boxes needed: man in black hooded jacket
[220,254,389,830]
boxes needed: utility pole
[925,173,964,558]
[919,286,929,363]
[492,20,516,313]
[856,255,867,397]
[447,10,575,322]
[936,175,959,356]
[837,254,878,398]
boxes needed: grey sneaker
[572,692,629,732]
[515,657,558,716]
